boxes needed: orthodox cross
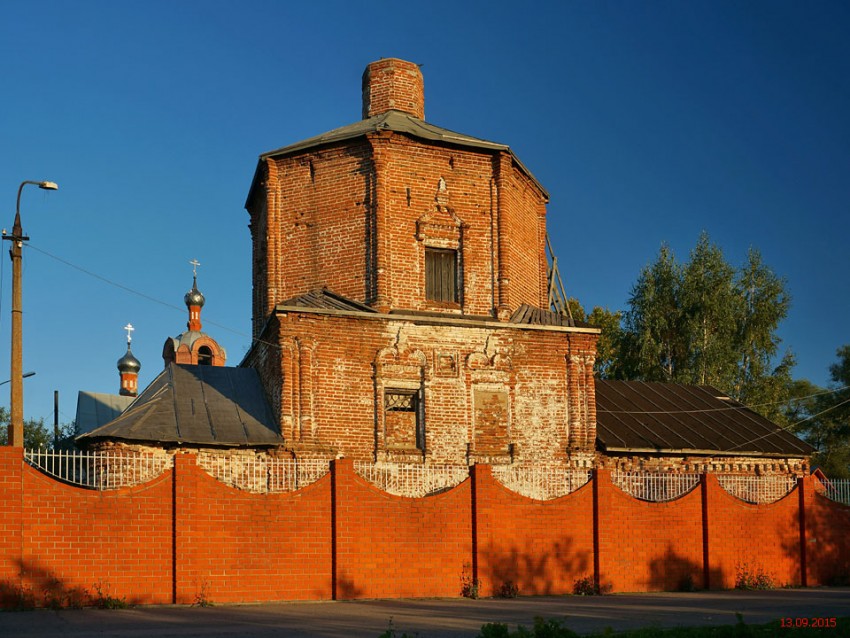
[189,258,201,277]
[123,323,135,345]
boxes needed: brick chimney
[362,58,424,120]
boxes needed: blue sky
[1,0,848,426]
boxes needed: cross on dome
[123,323,135,344]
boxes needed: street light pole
[3,180,57,446]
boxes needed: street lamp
[0,371,36,387]
[3,181,57,446]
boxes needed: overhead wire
[21,242,850,455]
[26,243,281,352]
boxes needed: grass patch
[471,615,850,638]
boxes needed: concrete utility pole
[3,180,57,446]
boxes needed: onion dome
[184,276,206,308]
[117,346,141,374]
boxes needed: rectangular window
[425,247,458,303]
[384,389,425,450]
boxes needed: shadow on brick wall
[481,537,590,595]
[0,558,141,609]
[647,545,722,591]
[793,495,850,586]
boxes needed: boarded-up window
[425,248,458,303]
[385,389,425,450]
[473,389,509,453]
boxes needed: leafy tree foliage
[616,233,793,410]
[791,346,850,478]
[0,406,76,449]
[566,299,622,379]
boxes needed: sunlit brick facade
[244,58,599,467]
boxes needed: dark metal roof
[77,364,282,447]
[510,304,593,329]
[248,110,548,205]
[75,392,136,435]
[278,288,377,313]
[595,380,813,457]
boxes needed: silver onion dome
[117,347,141,374]
[184,276,206,308]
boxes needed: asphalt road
[1,588,848,637]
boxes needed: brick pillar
[700,473,711,589]
[331,458,354,600]
[172,453,197,605]
[798,475,809,587]
[470,464,495,597]
[0,447,23,599]
[592,469,610,591]
[493,153,512,320]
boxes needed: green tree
[732,248,793,414]
[618,234,793,410]
[621,243,684,382]
[567,299,623,379]
[0,406,76,449]
[810,346,850,477]
[680,233,739,387]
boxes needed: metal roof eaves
[257,111,549,200]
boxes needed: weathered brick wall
[2,452,847,608]
[362,58,424,120]
[246,311,598,466]
[597,454,808,477]
[255,134,547,319]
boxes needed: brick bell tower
[243,59,599,467]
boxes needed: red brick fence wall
[1,448,848,607]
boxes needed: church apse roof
[77,364,282,448]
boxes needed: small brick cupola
[362,58,424,120]
[117,323,141,397]
[162,263,227,367]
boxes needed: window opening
[198,346,213,366]
[425,247,458,303]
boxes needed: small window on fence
[384,389,425,450]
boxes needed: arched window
[197,345,213,366]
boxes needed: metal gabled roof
[595,380,813,457]
[75,392,136,435]
[247,110,548,206]
[77,364,282,448]
[277,288,377,313]
[510,303,594,329]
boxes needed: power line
[26,243,280,351]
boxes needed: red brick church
[79,58,810,477]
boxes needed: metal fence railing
[24,448,173,490]
[612,471,701,502]
[354,462,469,498]
[814,477,850,505]
[492,466,592,500]
[716,474,797,504]
[197,453,329,493]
